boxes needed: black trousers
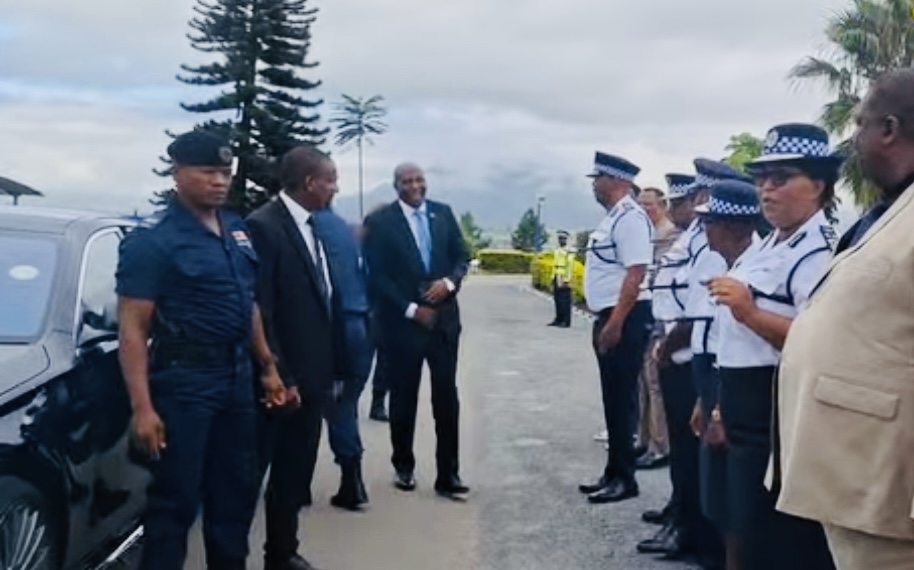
[552,278,572,324]
[257,395,323,564]
[660,361,722,560]
[592,301,652,485]
[387,332,460,479]
[371,347,390,398]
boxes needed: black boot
[355,463,369,505]
[369,394,389,422]
[331,463,364,511]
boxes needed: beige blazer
[776,183,914,540]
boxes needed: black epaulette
[787,231,807,248]
[819,225,837,249]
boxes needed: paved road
[184,274,694,570]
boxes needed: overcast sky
[0,0,850,215]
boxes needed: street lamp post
[534,195,545,252]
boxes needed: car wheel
[0,476,60,570]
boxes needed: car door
[62,228,150,564]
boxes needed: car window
[80,231,121,320]
[0,235,58,342]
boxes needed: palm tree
[790,0,914,206]
[722,133,764,171]
[330,95,389,220]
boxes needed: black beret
[167,131,234,168]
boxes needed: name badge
[232,230,252,248]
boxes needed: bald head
[393,162,427,207]
[865,69,914,141]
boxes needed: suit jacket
[311,208,371,384]
[246,198,337,397]
[776,182,914,540]
[363,199,469,347]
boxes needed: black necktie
[306,217,330,307]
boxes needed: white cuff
[444,278,455,292]
[405,303,418,319]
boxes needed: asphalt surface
[183,274,695,570]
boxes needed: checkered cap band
[668,182,691,197]
[695,172,718,187]
[765,136,830,158]
[595,163,635,181]
[708,196,760,216]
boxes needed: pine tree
[155,0,328,212]
[511,208,549,252]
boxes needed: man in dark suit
[363,162,471,497]
[246,146,340,570]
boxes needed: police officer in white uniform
[577,151,654,504]
[638,173,720,564]
[704,125,842,570]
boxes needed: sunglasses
[753,167,806,188]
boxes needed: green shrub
[477,249,534,274]
[531,253,586,305]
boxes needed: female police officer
[117,130,285,570]
[703,124,841,570]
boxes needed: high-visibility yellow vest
[551,247,575,280]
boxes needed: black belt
[151,341,240,368]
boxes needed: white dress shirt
[584,194,654,312]
[397,199,454,319]
[279,192,333,300]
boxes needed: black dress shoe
[587,479,639,504]
[394,471,416,491]
[264,554,320,570]
[637,523,684,555]
[633,443,648,458]
[547,320,561,326]
[641,501,673,525]
[578,476,609,495]
[331,464,365,511]
[434,475,470,496]
[635,451,670,470]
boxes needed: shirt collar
[280,191,313,226]
[399,199,427,217]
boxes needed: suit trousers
[638,334,669,456]
[257,395,323,564]
[552,278,572,324]
[387,330,460,479]
[824,524,913,570]
[592,301,652,485]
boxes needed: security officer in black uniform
[116,130,286,570]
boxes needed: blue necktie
[414,209,432,272]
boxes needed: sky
[0,0,853,220]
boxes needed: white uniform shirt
[683,222,727,356]
[584,194,654,312]
[652,221,704,364]
[714,210,835,368]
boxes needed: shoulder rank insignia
[787,231,807,248]
[819,225,837,249]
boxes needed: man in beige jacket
[776,69,914,569]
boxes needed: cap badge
[765,129,779,150]
[218,146,233,164]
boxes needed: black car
[0,206,148,569]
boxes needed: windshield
[0,235,58,342]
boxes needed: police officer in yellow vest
[548,230,575,328]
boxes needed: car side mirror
[78,300,118,347]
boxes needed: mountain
[332,166,605,234]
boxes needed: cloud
[0,0,855,225]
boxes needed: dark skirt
[702,365,775,535]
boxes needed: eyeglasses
[753,167,805,188]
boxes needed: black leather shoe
[264,554,320,570]
[394,471,416,491]
[355,463,369,504]
[641,501,673,525]
[636,451,669,470]
[547,320,561,326]
[578,476,609,495]
[637,523,684,555]
[331,464,365,511]
[587,479,639,504]
[435,475,470,497]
